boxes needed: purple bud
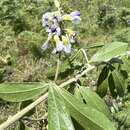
[51,27,57,33]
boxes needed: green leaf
[78,87,111,119]
[114,104,130,128]
[74,87,83,102]
[121,56,130,73]
[90,42,128,63]
[0,82,48,102]
[112,70,126,97]
[108,73,117,98]
[55,86,116,130]
[96,79,108,98]
[96,65,109,98]
[48,86,75,130]
[86,42,104,49]
[97,66,109,86]
[72,118,85,130]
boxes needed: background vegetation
[0,0,130,130]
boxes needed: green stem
[54,54,60,82]
[80,49,89,63]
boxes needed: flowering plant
[41,0,81,55]
[0,1,130,130]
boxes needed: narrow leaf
[112,71,126,97]
[55,86,116,130]
[79,87,111,119]
[0,82,48,102]
[108,73,117,98]
[48,86,75,130]
[97,66,109,86]
[96,79,108,98]
[74,87,83,102]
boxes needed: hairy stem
[54,54,60,82]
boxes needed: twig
[70,49,89,64]
[80,49,89,63]
[0,65,95,130]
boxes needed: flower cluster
[41,9,81,54]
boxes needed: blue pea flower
[70,11,81,24]
[52,42,64,54]
[50,25,61,36]
[70,11,80,17]
[42,12,61,36]
[56,41,64,52]
[41,9,81,55]
[42,12,53,27]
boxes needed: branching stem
[0,65,95,130]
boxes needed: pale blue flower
[42,12,52,27]
[50,25,61,35]
[41,42,49,51]
[42,12,61,35]
[63,43,71,54]
[55,27,61,36]
[70,11,81,24]
[52,41,64,54]
[56,41,64,52]
[70,11,80,17]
